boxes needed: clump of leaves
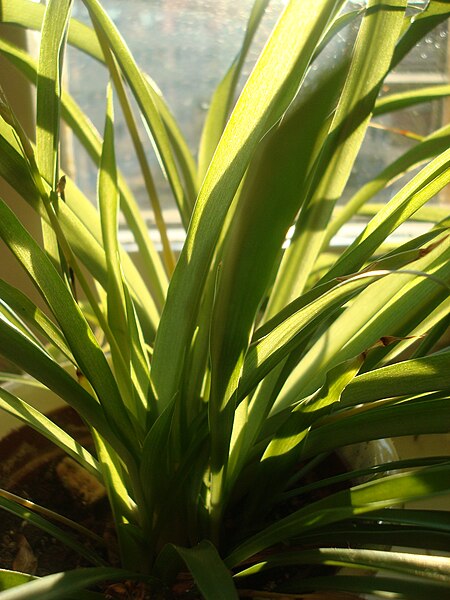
[0,0,450,598]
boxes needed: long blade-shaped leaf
[236,547,450,584]
[173,541,238,600]
[98,85,129,364]
[392,1,450,70]
[0,1,197,213]
[0,98,161,337]
[35,0,71,190]
[238,272,383,404]
[151,0,346,412]
[242,356,363,519]
[300,394,450,462]
[0,198,137,449]
[93,28,175,275]
[341,351,450,407]
[0,314,132,464]
[279,574,450,599]
[198,0,270,181]
[374,84,450,116]
[81,0,189,226]
[277,232,450,409]
[323,122,450,250]
[0,568,140,600]
[226,463,450,567]
[36,0,72,275]
[208,69,354,521]
[322,149,450,284]
[0,0,102,61]
[0,495,106,566]
[266,0,407,316]
[0,279,73,361]
[0,571,33,592]
[0,385,99,478]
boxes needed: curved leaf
[236,547,450,584]
[0,38,164,330]
[301,397,450,461]
[151,0,347,413]
[0,198,137,447]
[0,495,106,566]
[279,574,450,599]
[198,0,270,180]
[323,123,450,250]
[173,541,238,600]
[226,463,450,567]
[374,84,450,116]
[342,351,450,406]
[0,568,141,600]
[267,0,407,311]
[0,279,73,362]
[0,385,100,478]
[81,0,189,226]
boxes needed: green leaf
[0,314,99,429]
[0,107,40,210]
[0,571,34,592]
[0,37,165,332]
[242,356,364,519]
[359,508,450,532]
[280,456,450,502]
[0,385,100,478]
[277,232,450,408]
[0,314,133,468]
[151,0,347,413]
[207,71,354,520]
[0,279,73,362]
[0,488,105,545]
[342,351,450,407]
[392,1,450,70]
[0,0,103,61]
[173,541,238,600]
[302,396,450,462]
[91,431,144,571]
[0,1,197,216]
[238,272,383,404]
[267,0,407,312]
[0,495,106,566]
[144,75,198,213]
[98,83,135,403]
[323,123,450,250]
[81,0,189,226]
[93,27,175,276]
[0,568,141,600]
[291,522,450,556]
[35,0,71,190]
[0,198,137,449]
[0,374,46,388]
[198,0,270,180]
[279,574,450,599]
[209,64,351,403]
[35,0,72,276]
[139,404,176,537]
[374,85,450,116]
[263,356,363,465]
[226,463,450,567]
[236,547,450,584]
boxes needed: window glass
[66,0,449,239]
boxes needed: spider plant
[0,0,450,598]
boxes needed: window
[20,2,450,248]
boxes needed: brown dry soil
[0,408,113,575]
